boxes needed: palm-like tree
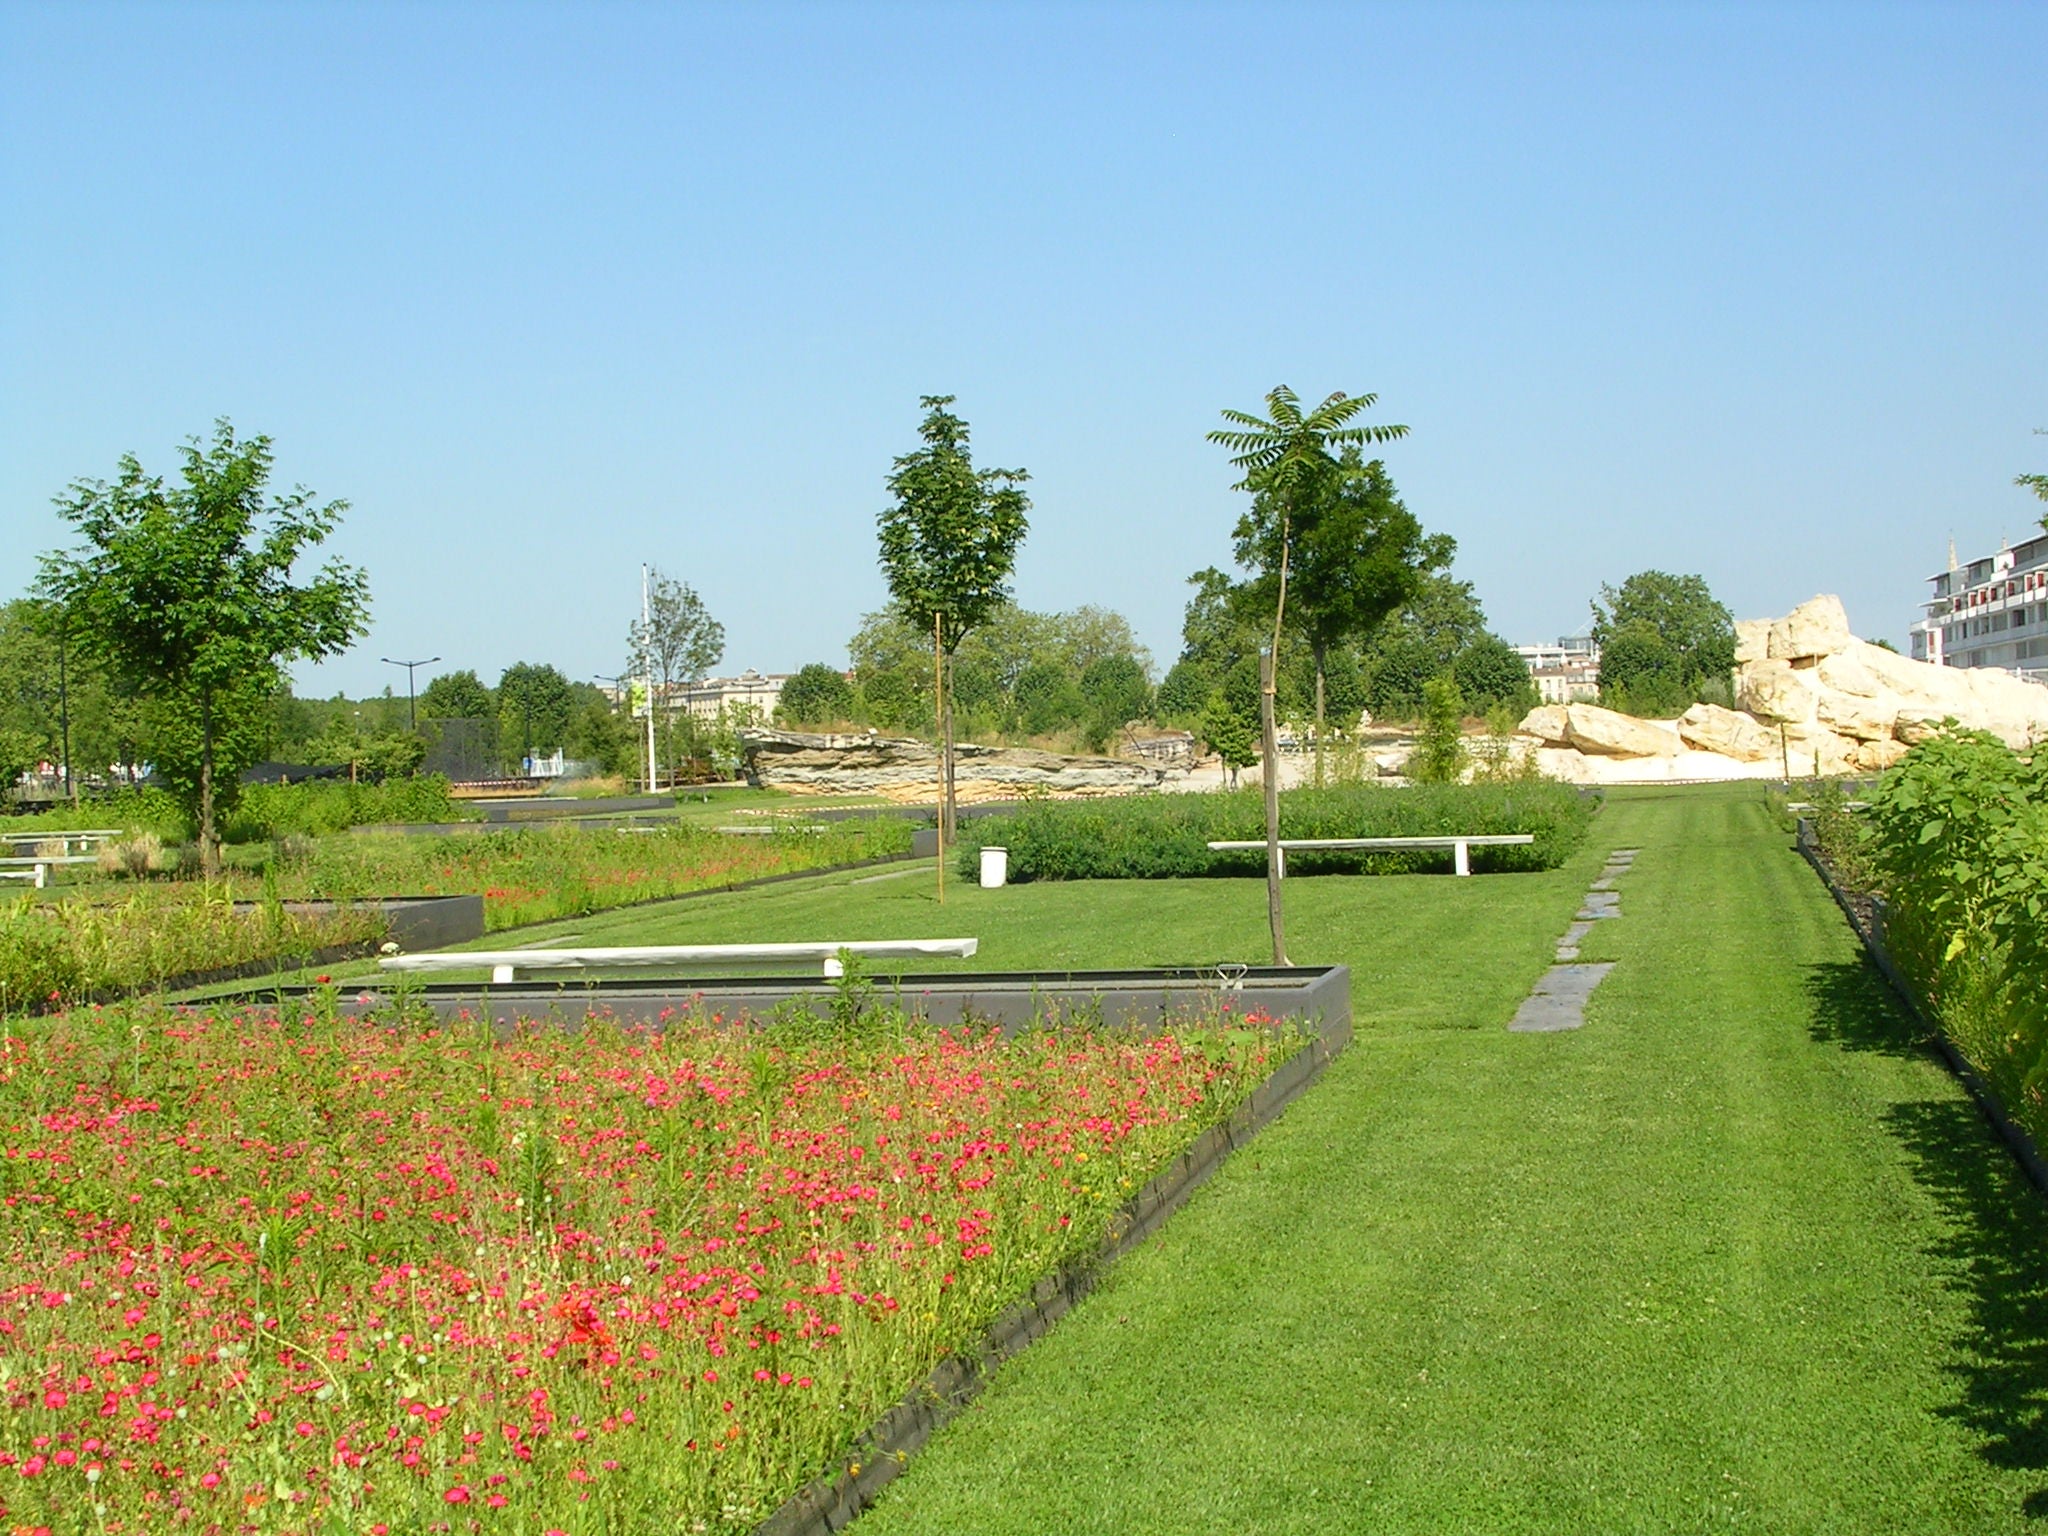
[1208,387,1406,964]
[1208,386,1408,658]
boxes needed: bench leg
[491,963,516,984]
[822,956,845,978]
[1454,841,1470,877]
[34,863,47,890]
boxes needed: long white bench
[380,937,979,985]
[1,830,123,856]
[0,853,103,888]
[1206,834,1536,878]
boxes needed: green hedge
[0,777,470,846]
[954,783,1594,882]
[1859,729,2048,1137]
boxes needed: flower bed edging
[753,992,1348,1536]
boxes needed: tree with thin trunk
[1208,387,1407,964]
[1233,449,1446,780]
[627,569,725,783]
[877,396,1030,853]
[37,421,368,872]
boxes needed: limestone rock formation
[1562,704,1680,758]
[1676,702,1776,762]
[1516,593,2048,783]
[739,729,1172,799]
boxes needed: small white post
[1454,840,1471,877]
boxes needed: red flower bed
[0,998,1288,1532]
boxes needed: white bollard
[979,846,1009,889]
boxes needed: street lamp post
[381,655,441,733]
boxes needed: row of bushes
[0,776,470,846]
[953,782,1594,882]
[1856,729,2048,1139]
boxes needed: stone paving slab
[1576,891,1622,920]
[1508,962,1616,1032]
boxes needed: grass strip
[846,784,2048,1534]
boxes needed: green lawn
[190,784,2048,1529]
[829,785,2048,1534]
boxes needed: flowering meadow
[290,820,914,931]
[0,994,1294,1533]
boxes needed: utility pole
[381,655,441,733]
[641,564,660,793]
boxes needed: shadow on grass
[1807,957,2048,1512]
[1803,956,1927,1058]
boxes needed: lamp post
[381,656,441,733]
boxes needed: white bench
[1206,834,1536,878]
[0,853,103,888]
[380,937,980,985]
[1,830,123,856]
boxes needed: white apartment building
[1514,635,1602,704]
[1909,534,2048,682]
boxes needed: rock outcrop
[739,729,1173,799]
[1516,594,2048,783]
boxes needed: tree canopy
[35,421,369,868]
[777,664,856,726]
[1591,570,1735,712]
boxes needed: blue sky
[3,1,2042,700]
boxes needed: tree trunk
[1260,646,1288,967]
[198,693,220,876]
[1262,513,1291,965]
[933,614,947,906]
[1312,644,1328,788]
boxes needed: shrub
[956,780,1592,882]
[1859,728,2048,1137]
[1408,676,1468,784]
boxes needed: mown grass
[177,783,2048,1529]
[826,784,2048,1534]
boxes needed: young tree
[1233,450,1450,774]
[877,396,1030,845]
[1201,693,1259,789]
[1209,387,1407,964]
[1409,675,1469,784]
[628,568,724,785]
[36,421,369,870]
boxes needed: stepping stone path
[1509,847,1638,1032]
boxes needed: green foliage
[877,396,1030,657]
[1451,634,1537,714]
[1859,727,2048,1139]
[777,664,856,726]
[1409,676,1469,784]
[1078,654,1153,751]
[1200,694,1260,783]
[420,668,495,722]
[954,780,1591,882]
[36,421,370,870]
[496,662,575,767]
[1360,575,1491,718]
[1596,624,1692,716]
[1591,571,1735,706]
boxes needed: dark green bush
[956,782,1593,882]
[222,775,466,840]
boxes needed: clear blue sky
[4,1,2042,700]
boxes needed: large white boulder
[1767,595,1853,662]
[1563,704,1682,758]
[1738,658,1820,724]
[1516,704,1572,747]
[1733,618,1772,666]
[1676,702,1777,762]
